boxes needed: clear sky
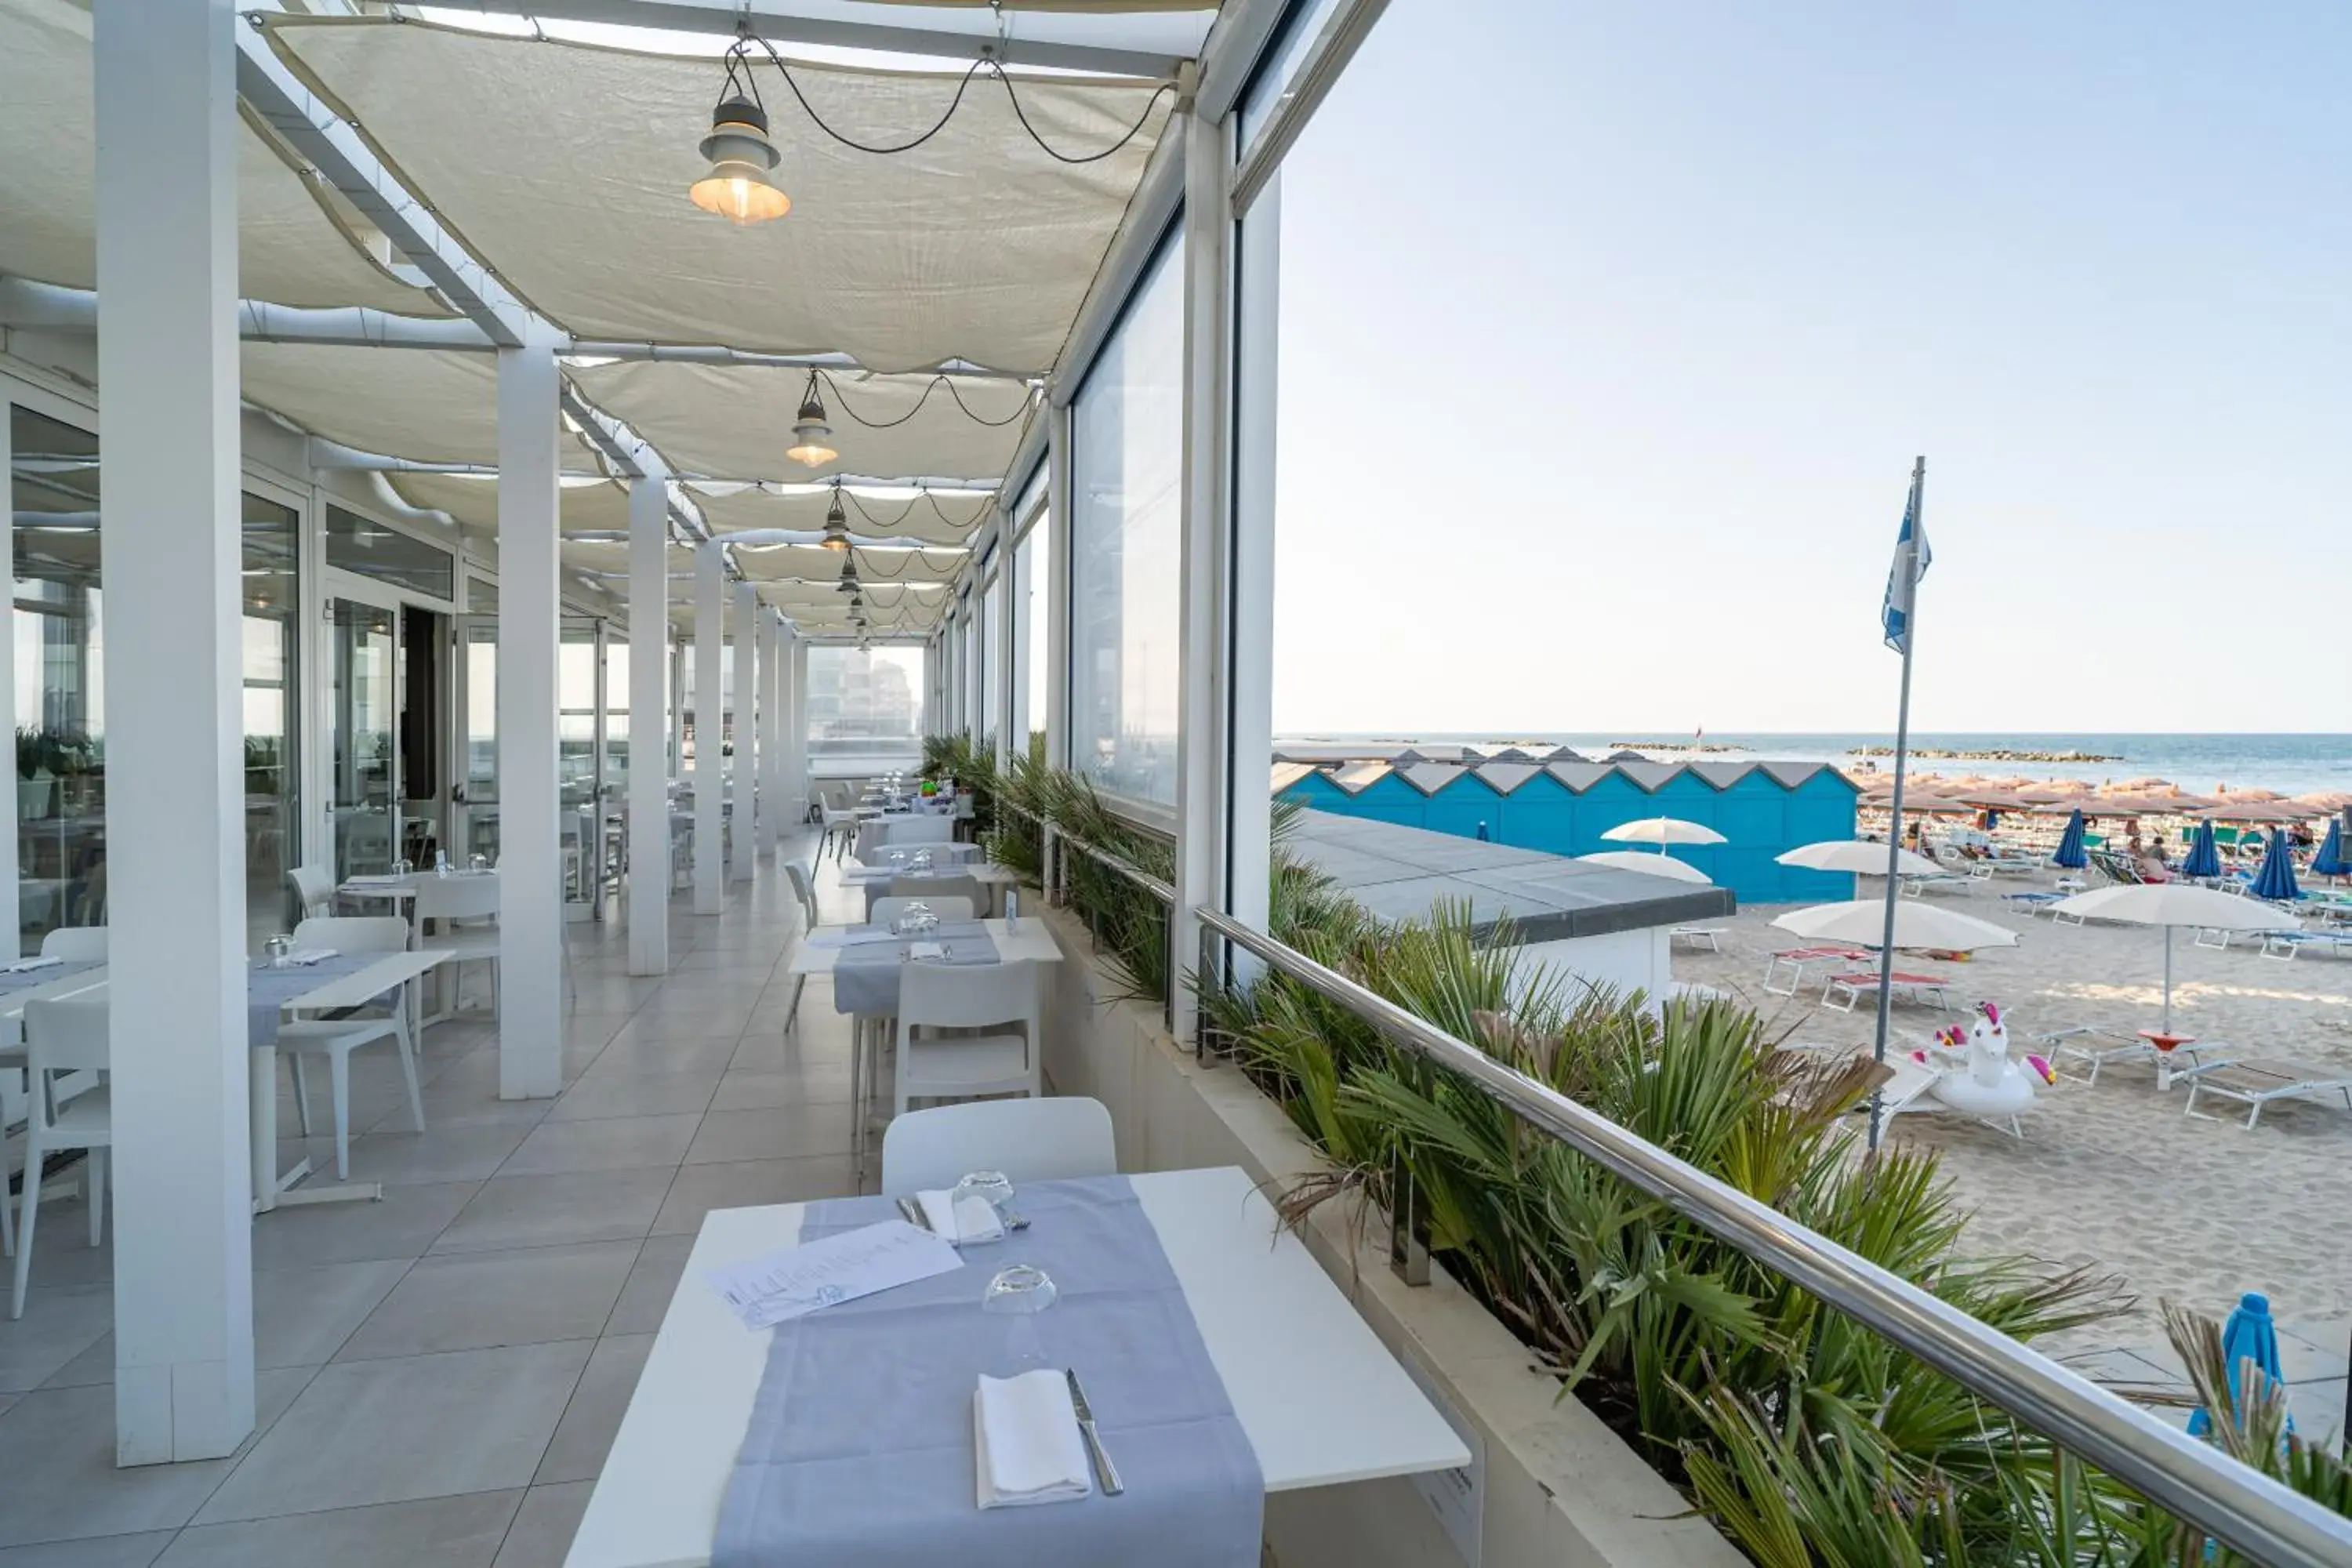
[1269,2,2351,736]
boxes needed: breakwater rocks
[1849,746,2122,764]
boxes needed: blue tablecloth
[830,922,1000,1018]
[0,956,103,1002]
[714,1176,1262,1568]
[246,953,397,1047]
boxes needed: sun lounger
[2177,1058,2352,1130]
[1821,971,1952,1013]
[2003,890,2067,916]
[1761,946,1867,996]
[1901,873,1975,898]
[2259,929,2352,961]
[1669,927,1724,952]
[2034,1026,2220,1087]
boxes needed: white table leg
[249,1041,381,1214]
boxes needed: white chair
[880,1098,1116,1196]
[284,864,335,924]
[893,960,1041,1118]
[887,873,985,918]
[869,895,976,927]
[818,791,860,862]
[278,916,423,1181]
[38,926,107,961]
[12,998,112,1319]
[412,874,500,1021]
[780,860,822,1038]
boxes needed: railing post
[1388,1145,1432,1287]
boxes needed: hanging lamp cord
[727,32,1174,166]
[817,370,1036,430]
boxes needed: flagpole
[1868,456,1927,1152]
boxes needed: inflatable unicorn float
[1906,1002,2056,1137]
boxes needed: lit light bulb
[689,96,789,225]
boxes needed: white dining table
[249,949,450,1213]
[565,1164,1470,1568]
[838,860,1018,917]
[786,917,1064,1180]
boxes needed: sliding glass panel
[328,600,400,879]
[559,617,603,902]
[459,618,499,862]
[1069,232,1185,811]
[982,570,1005,747]
[11,407,106,943]
[1018,511,1049,754]
[241,493,299,945]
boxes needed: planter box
[1034,902,1740,1568]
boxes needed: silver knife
[1065,1368,1123,1495]
[895,1196,934,1232]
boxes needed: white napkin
[916,1189,1005,1245]
[283,947,339,966]
[974,1370,1091,1508]
[3,956,64,973]
[906,940,947,962]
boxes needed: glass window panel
[1239,0,1342,154]
[1069,232,1185,810]
[241,492,299,945]
[12,407,107,944]
[325,505,455,601]
[982,571,1005,747]
[461,618,499,862]
[467,575,499,615]
[805,644,924,772]
[1018,512,1049,753]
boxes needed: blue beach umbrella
[2189,1292,2291,1438]
[2181,819,2222,880]
[2051,809,2089,870]
[2312,819,2350,880]
[2251,828,2300,903]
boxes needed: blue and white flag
[1881,462,1930,654]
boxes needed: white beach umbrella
[1769,899,2020,953]
[1777,840,1942,877]
[2049,884,2300,1030]
[1576,851,1713,884]
[1600,816,1726,853]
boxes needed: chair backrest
[784,860,819,928]
[887,817,955,847]
[412,874,501,921]
[889,874,982,910]
[880,1097,1116,1197]
[898,958,1036,1033]
[285,864,335,920]
[292,915,412,954]
[24,997,110,1077]
[38,926,107,961]
[869,896,975,926]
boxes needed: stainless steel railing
[1012,814,2352,1566]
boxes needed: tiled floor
[0,829,871,1566]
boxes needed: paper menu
[706,1220,964,1329]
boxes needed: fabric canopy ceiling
[690,483,991,546]
[389,472,635,537]
[264,16,1174,371]
[567,361,1036,485]
[0,0,448,315]
[243,345,594,468]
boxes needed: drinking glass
[982,1263,1057,1316]
[953,1171,1015,1240]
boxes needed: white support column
[626,473,670,975]
[1228,172,1282,974]
[96,0,254,1464]
[731,582,757,881]
[693,543,724,914]
[0,394,16,957]
[786,637,809,819]
[755,608,780,859]
[495,339,564,1100]
[1172,107,1235,1045]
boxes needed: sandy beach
[1673,873,2352,1389]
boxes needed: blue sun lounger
[2259,929,2352,961]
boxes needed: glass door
[454,615,499,864]
[559,616,608,912]
[328,598,400,879]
